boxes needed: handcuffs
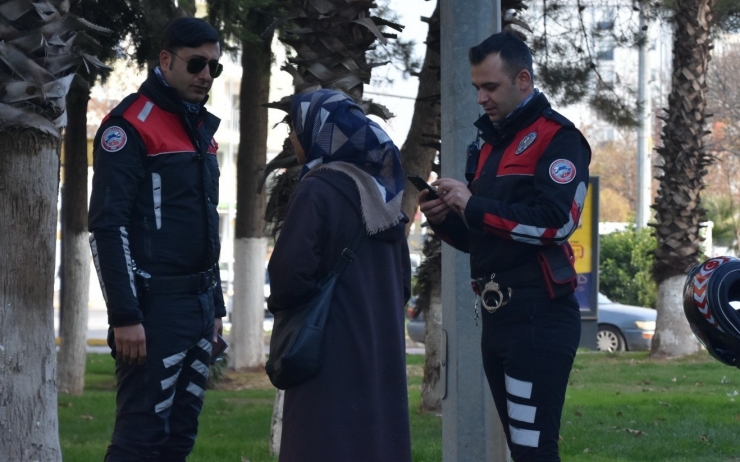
[477,275,512,313]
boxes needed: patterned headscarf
[290,89,405,206]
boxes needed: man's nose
[477,89,488,105]
[196,65,212,81]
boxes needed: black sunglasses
[170,51,223,78]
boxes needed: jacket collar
[474,92,551,145]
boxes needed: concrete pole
[636,10,652,229]
[440,1,507,461]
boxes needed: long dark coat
[267,169,412,462]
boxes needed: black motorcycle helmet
[683,256,740,367]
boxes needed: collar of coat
[474,91,552,146]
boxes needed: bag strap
[332,220,367,275]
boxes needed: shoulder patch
[549,159,576,184]
[101,126,128,152]
[515,132,537,155]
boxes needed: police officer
[89,17,225,461]
[420,32,591,461]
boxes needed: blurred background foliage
[599,226,657,308]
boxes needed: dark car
[406,293,656,352]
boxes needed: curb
[55,338,108,347]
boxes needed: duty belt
[139,269,216,295]
[472,261,542,313]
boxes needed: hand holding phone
[407,175,438,200]
[210,334,228,364]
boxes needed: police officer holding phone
[89,17,226,461]
[419,32,591,462]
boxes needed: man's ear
[517,69,533,91]
[159,50,171,71]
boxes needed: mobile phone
[210,334,228,364]
[407,175,438,200]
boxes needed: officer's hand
[114,324,147,366]
[213,317,223,342]
[419,189,451,224]
[433,178,472,218]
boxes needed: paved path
[55,306,426,355]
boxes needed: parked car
[595,292,656,352]
[405,296,425,343]
[405,292,657,352]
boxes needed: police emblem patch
[515,132,537,155]
[549,159,576,184]
[101,126,127,152]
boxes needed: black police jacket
[89,71,226,327]
[433,92,591,280]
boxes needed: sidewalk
[55,285,426,355]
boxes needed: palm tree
[262,0,402,228]
[650,0,716,358]
[0,0,109,458]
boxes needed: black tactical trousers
[481,289,581,462]
[105,290,215,462]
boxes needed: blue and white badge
[549,159,576,184]
[101,126,127,152]
[515,132,537,155]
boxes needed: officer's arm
[429,214,470,253]
[463,128,591,245]
[420,189,470,252]
[89,119,147,327]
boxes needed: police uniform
[433,91,591,461]
[89,70,225,461]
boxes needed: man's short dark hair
[161,17,220,51]
[469,32,534,84]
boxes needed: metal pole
[636,9,651,229]
[440,1,507,461]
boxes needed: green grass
[59,351,740,461]
[560,350,740,462]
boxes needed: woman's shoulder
[301,168,360,203]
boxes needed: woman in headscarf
[267,89,412,462]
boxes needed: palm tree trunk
[57,84,91,395]
[0,132,62,460]
[269,389,284,457]
[651,0,715,357]
[420,285,443,412]
[230,32,272,370]
[400,3,441,236]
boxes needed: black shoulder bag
[265,221,366,390]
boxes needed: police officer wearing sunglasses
[89,17,225,461]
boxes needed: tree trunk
[57,84,91,395]
[230,33,272,370]
[400,2,441,236]
[651,0,715,358]
[0,132,62,461]
[650,275,701,356]
[269,389,284,457]
[420,286,443,413]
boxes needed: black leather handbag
[265,222,366,390]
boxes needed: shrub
[599,226,657,308]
